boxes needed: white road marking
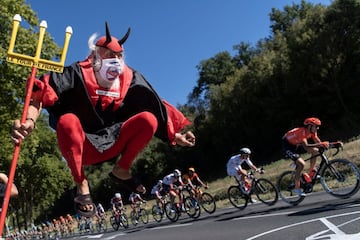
[149,223,193,230]
[86,234,104,238]
[103,232,126,239]
[244,210,360,240]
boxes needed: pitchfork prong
[6,14,73,73]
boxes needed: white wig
[88,33,98,52]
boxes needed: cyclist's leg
[295,158,305,189]
[304,146,319,173]
[195,187,201,201]
[285,141,306,196]
[169,190,177,206]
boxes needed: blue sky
[25,0,331,105]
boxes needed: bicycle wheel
[130,211,138,226]
[200,192,216,214]
[164,202,179,222]
[227,185,248,209]
[120,213,129,229]
[152,205,163,222]
[109,216,119,231]
[184,196,199,218]
[277,170,305,206]
[139,208,149,224]
[320,158,360,198]
[254,178,278,206]
[96,222,101,232]
[102,219,108,232]
[96,220,106,232]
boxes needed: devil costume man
[11,22,196,217]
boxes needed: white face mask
[95,58,124,88]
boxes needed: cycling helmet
[158,179,163,185]
[115,193,121,198]
[174,169,181,177]
[304,117,321,126]
[97,203,103,208]
[188,167,195,172]
[239,147,251,155]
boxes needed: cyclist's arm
[301,137,327,148]
[186,178,195,189]
[245,159,259,172]
[196,176,207,188]
[138,195,145,202]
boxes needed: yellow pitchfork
[0,14,72,236]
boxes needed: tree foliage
[186,0,360,178]
[1,0,72,229]
[2,0,360,230]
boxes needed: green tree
[1,0,73,229]
[185,0,360,178]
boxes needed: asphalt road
[65,191,360,240]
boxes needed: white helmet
[174,169,181,177]
[158,180,163,185]
[239,147,251,155]
[115,193,121,198]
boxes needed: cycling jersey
[97,205,105,215]
[162,173,183,186]
[183,173,201,186]
[110,197,123,209]
[129,192,141,202]
[283,127,320,145]
[226,154,254,175]
[151,183,163,195]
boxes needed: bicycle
[227,168,278,209]
[187,185,216,214]
[164,186,200,222]
[95,213,108,232]
[78,217,94,234]
[130,201,148,226]
[277,142,360,206]
[151,194,169,223]
[110,208,129,231]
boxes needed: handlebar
[248,167,265,178]
[318,141,343,156]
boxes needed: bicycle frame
[234,171,256,195]
[301,145,340,186]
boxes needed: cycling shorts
[282,138,306,161]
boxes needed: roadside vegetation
[1,0,360,231]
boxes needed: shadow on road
[289,198,360,216]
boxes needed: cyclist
[65,214,74,235]
[0,173,18,198]
[151,180,165,211]
[0,173,18,214]
[129,192,146,224]
[96,203,106,218]
[282,117,336,197]
[226,147,262,195]
[95,203,106,223]
[110,193,124,223]
[183,167,207,202]
[162,169,186,211]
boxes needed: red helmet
[304,117,321,126]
